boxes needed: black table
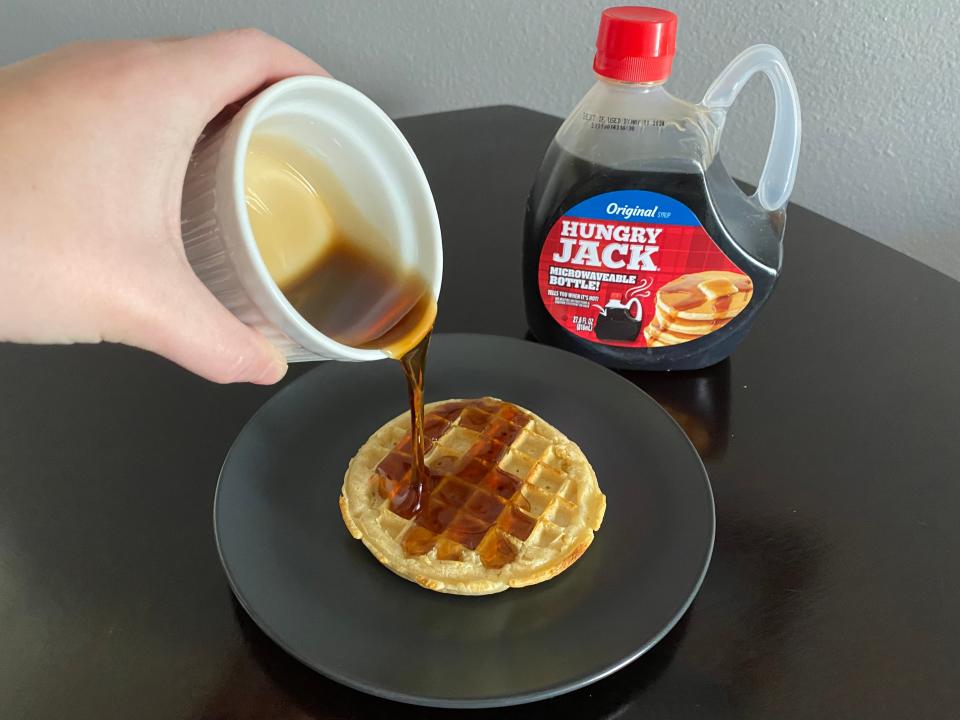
[1,106,957,720]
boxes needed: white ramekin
[180,76,442,362]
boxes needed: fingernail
[251,339,288,384]
[256,361,287,384]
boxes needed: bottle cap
[593,6,677,83]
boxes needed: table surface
[1,106,958,720]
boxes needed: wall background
[3,0,958,279]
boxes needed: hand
[0,30,328,383]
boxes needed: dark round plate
[214,334,714,708]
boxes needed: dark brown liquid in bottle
[279,242,437,513]
[523,145,781,370]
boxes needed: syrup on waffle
[378,399,561,568]
[341,397,606,594]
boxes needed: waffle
[644,270,753,347]
[339,398,606,595]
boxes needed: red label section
[537,205,753,348]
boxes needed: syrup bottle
[523,6,801,370]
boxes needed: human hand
[0,30,327,383]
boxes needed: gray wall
[4,0,958,280]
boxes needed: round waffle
[339,397,606,595]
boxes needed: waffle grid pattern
[366,400,581,569]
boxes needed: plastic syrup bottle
[523,6,801,370]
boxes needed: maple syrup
[398,331,431,508]
[289,254,437,515]
[373,399,540,568]
[522,7,800,371]
[524,151,778,370]
[244,132,437,512]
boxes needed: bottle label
[537,190,753,348]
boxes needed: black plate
[214,334,714,708]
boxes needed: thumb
[125,272,288,385]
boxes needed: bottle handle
[625,297,643,322]
[701,44,801,212]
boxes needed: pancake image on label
[339,398,606,595]
[644,271,753,347]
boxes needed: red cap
[593,6,677,83]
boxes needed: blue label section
[565,190,701,227]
